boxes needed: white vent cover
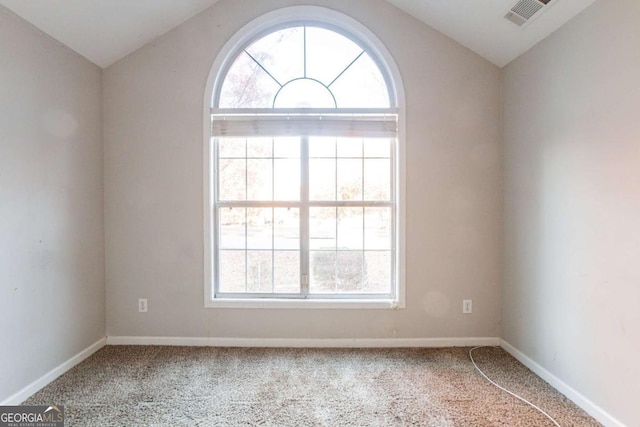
[505,0,553,27]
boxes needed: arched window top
[215,25,392,109]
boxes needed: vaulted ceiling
[386,0,598,66]
[0,0,597,68]
[0,0,220,68]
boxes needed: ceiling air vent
[505,0,553,27]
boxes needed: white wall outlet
[138,298,148,313]
[463,299,472,314]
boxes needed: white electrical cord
[469,346,562,427]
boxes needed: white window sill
[205,298,404,309]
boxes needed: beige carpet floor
[24,346,601,426]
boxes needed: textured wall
[104,0,502,340]
[502,0,640,425]
[0,7,104,402]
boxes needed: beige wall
[104,0,502,339]
[502,0,640,425]
[0,7,104,402]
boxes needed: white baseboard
[0,337,107,406]
[107,336,500,348]
[500,340,626,427]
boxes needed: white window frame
[203,6,406,309]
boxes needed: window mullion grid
[301,136,310,297]
[213,134,396,300]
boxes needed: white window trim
[203,6,406,309]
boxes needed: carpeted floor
[24,346,601,426]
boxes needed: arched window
[206,9,403,307]
[216,26,390,109]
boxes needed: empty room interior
[0,0,638,425]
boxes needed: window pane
[364,208,392,250]
[364,251,391,293]
[247,159,272,200]
[337,159,362,201]
[364,159,391,201]
[330,53,390,108]
[309,250,336,293]
[337,137,362,158]
[219,137,245,158]
[363,138,391,158]
[245,27,303,86]
[310,208,336,250]
[219,250,245,293]
[306,27,363,87]
[274,137,300,158]
[274,79,336,109]
[274,159,300,201]
[338,208,363,250]
[274,251,300,293]
[219,207,245,249]
[247,208,272,249]
[218,52,280,108]
[309,137,336,158]
[309,159,336,201]
[274,208,299,250]
[247,137,272,158]
[219,159,246,201]
[336,251,364,292]
[247,251,273,293]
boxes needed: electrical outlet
[463,299,472,314]
[138,298,148,313]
